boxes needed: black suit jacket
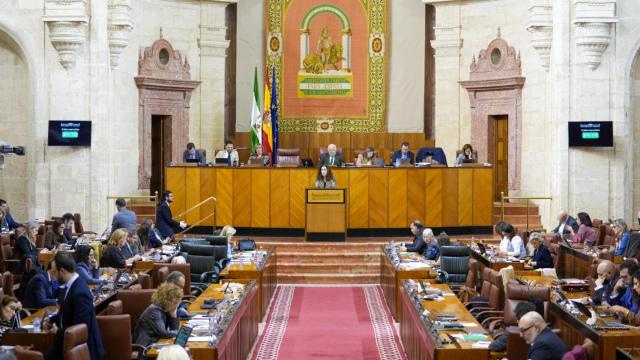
[532,244,554,269]
[156,202,181,238]
[319,153,344,167]
[133,304,180,346]
[405,234,427,257]
[552,216,579,235]
[391,150,415,165]
[182,150,205,163]
[23,271,56,309]
[14,235,39,271]
[47,276,105,360]
[527,327,568,360]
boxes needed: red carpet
[253,286,406,360]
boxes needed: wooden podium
[305,189,346,242]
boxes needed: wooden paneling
[442,169,459,227]
[270,170,290,228]
[199,168,216,226]
[215,169,234,226]
[332,169,350,192]
[165,167,186,218]
[388,170,408,228]
[349,170,369,228]
[457,168,473,226]
[407,169,425,224]
[250,170,270,228]
[185,168,201,224]
[369,170,389,228]
[233,169,251,227]
[425,169,443,227]
[473,168,493,226]
[289,170,309,228]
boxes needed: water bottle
[32,317,41,333]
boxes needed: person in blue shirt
[527,232,554,269]
[74,245,106,286]
[610,260,639,309]
[422,228,440,261]
[111,198,138,234]
[613,218,631,256]
[0,199,21,230]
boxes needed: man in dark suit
[182,142,206,163]
[391,142,415,166]
[318,144,344,167]
[43,253,105,360]
[23,265,58,309]
[404,220,427,256]
[552,210,579,238]
[0,199,21,230]
[156,191,187,239]
[519,311,567,360]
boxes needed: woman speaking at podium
[315,165,336,189]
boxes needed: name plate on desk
[306,189,345,204]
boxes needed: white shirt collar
[63,273,80,299]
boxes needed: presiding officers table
[165,166,494,232]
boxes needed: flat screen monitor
[568,121,613,147]
[48,121,91,147]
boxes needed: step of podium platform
[276,252,381,264]
[277,262,380,274]
[277,273,379,284]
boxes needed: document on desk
[188,336,213,342]
[471,341,491,349]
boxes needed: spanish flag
[261,67,273,156]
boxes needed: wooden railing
[500,192,552,231]
[174,196,217,236]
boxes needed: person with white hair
[318,144,344,167]
[518,311,567,360]
[422,228,440,261]
[157,344,190,360]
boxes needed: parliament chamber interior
[2,0,640,359]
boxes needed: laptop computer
[174,325,193,347]
[215,158,230,165]
[477,242,487,255]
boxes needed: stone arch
[299,4,352,71]
[0,21,39,222]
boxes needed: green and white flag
[249,66,262,154]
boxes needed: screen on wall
[47,121,92,147]
[568,121,613,147]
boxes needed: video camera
[0,141,27,171]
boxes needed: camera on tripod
[0,141,27,171]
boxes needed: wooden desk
[165,166,494,230]
[470,249,526,271]
[218,247,277,321]
[399,282,491,360]
[557,244,593,279]
[1,306,57,353]
[149,281,259,360]
[380,247,435,320]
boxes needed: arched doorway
[0,30,29,220]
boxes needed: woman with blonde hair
[134,283,183,346]
[14,220,41,271]
[101,228,141,268]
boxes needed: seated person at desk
[567,212,595,246]
[519,311,568,360]
[0,199,21,230]
[356,147,377,166]
[591,259,616,305]
[215,141,240,166]
[111,198,137,233]
[101,229,141,268]
[402,221,426,256]
[496,223,526,258]
[158,345,190,360]
[315,165,337,189]
[138,219,168,249]
[552,210,579,239]
[75,245,107,285]
[44,219,67,250]
[613,218,630,256]
[0,295,23,340]
[62,212,75,241]
[454,143,477,166]
[23,264,58,309]
[133,283,182,346]
[421,228,440,261]
[248,143,271,166]
[391,142,414,166]
[418,151,439,164]
[527,232,554,269]
[319,144,344,167]
[610,269,640,325]
[126,231,144,256]
[489,300,539,351]
[608,260,638,309]
[14,220,41,272]
[182,142,205,163]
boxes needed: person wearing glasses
[518,311,567,360]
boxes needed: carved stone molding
[460,29,525,190]
[42,0,89,69]
[573,0,617,70]
[108,0,134,69]
[198,25,230,58]
[431,26,463,57]
[135,37,201,189]
[526,0,553,71]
